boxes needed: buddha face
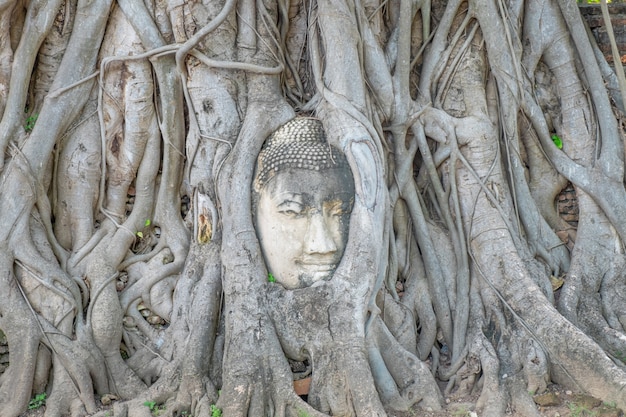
[255,167,354,289]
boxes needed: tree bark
[1,0,626,416]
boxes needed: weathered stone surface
[147,315,165,325]
[557,183,579,226]
[533,392,562,407]
[101,394,119,406]
[562,213,579,222]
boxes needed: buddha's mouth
[296,261,337,273]
[296,262,337,286]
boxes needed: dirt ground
[19,382,624,417]
[387,383,624,417]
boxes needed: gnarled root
[367,315,443,411]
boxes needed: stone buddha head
[253,118,355,289]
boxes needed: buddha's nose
[304,211,337,255]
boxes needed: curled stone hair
[253,117,350,191]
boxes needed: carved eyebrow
[277,199,304,209]
[272,192,312,206]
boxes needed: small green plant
[268,272,276,283]
[24,113,38,132]
[210,404,222,417]
[568,402,598,417]
[143,401,166,415]
[551,134,563,149]
[28,392,47,410]
[603,401,617,408]
[136,219,152,239]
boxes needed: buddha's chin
[273,267,335,289]
[298,269,334,287]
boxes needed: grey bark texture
[0,0,626,416]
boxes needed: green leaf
[268,272,276,283]
[145,219,151,227]
[551,134,563,149]
[210,404,222,417]
[28,393,47,410]
[136,231,144,238]
[25,113,38,132]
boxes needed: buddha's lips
[296,261,337,274]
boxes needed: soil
[388,383,624,417]
[18,382,624,417]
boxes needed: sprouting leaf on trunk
[211,404,222,417]
[551,134,563,149]
[28,393,46,410]
[25,114,38,132]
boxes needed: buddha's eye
[277,200,304,217]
